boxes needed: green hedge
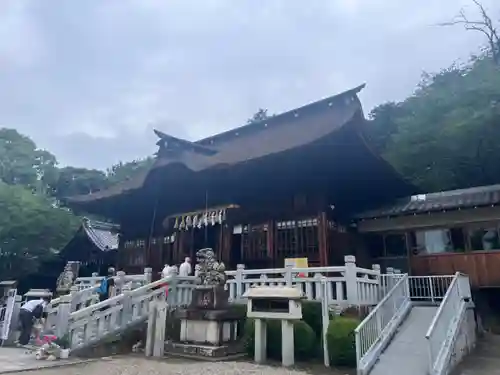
[301,301,323,338]
[326,316,359,367]
[243,319,316,360]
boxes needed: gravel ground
[13,357,354,375]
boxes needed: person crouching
[18,297,50,346]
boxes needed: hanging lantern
[192,214,198,228]
[186,215,192,228]
[217,210,223,224]
[174,217,179,229]
[179,216,186,230]
[202,212,209,227]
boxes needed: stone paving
[0,347,93,374]
[4,356,354,375]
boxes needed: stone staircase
[64,275,197,351]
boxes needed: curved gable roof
[67,84,367,204]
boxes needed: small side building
[354,184,500,288]
[59,217,119,276]
[17,218,119,293]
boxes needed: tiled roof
[355,184,500,220]
[81,218,119,251]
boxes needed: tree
[106,157,154,186]
[365,56,500,191]
[440,0,500,64]
[51,166,109,199]
[0,182,79,280]
[0,128,58,192]
[247,108,272,124]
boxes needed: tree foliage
[365,56,500,191]
[0,128,58,193]
[247,108,272,124]
[0,128,153,281]
[0,182,80,279]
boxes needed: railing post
[372,264,381,302]
[344,255,358,305]
[458,273,471,300]
[166,270,179,307]
[55,294,72,337]
[115,271,126,295]
[429,277,435,304]
[284,264,294,287]
[235,264,245,300]
[69,285,79,311]
[121,284,133,326]
[321,277,330,367]
[144,267,153,284]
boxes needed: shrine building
[66,84,417,276]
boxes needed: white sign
[0,289,16,340]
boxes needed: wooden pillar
[146,237,152,268]
[267,220,275,267]
[174,231,184,265]
[221,224,232,266]
[318,212,328,267]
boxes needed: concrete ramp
[370,306,438,375]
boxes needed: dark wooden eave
[353,184,500,221]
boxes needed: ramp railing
[425,272,472,375]
[355,274,411,375]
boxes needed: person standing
[179,257,192,277]
[98,268,116,303]
[18,297,50,346]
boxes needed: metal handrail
[425,272,468,375]
[355,273,410,368]
[425,272,459,339]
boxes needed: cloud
[0,0,497,169]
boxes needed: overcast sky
[0,0,498,170]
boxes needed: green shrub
[301,301,323,338]
[243,319,316,360]
[326,316,359,367]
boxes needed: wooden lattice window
[275,218,319,260]
[241,224,268,262]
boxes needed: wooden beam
[357,206,500,233]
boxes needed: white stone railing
[73,268,153,292]
[56,273,197,350]
[225,255,385,307]
[45,269,153,333]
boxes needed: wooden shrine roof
[67,84,368,204]
[354,184,500,220]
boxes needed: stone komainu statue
[195,248,226,286]
[56,263,74,293]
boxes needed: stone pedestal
[165,285,245,360]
